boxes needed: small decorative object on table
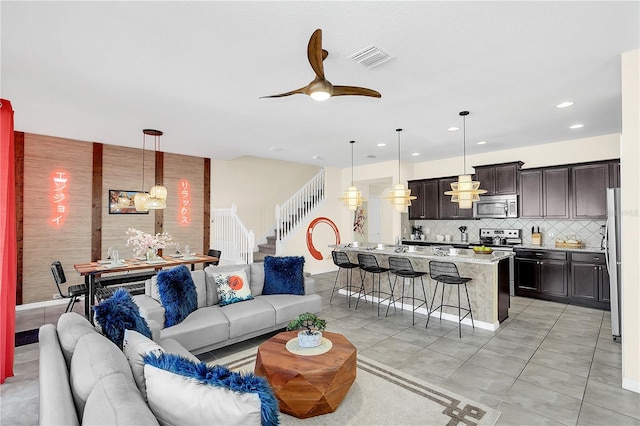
[287,312,327,348]
[125,228,172,260]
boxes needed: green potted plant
[287,312,327,348]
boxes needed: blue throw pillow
[156,265,197,327]
[143,352,279,426]
[262,256,305,295]
[94,288,151,349]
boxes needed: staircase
[254,234,277,263]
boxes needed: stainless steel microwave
[473,195,518,218]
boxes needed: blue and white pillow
[143,352,279,426]
[214,269,253,306]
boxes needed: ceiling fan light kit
[261,29,381,101]
[339,141,365,210]
[444,111,487,209]
[385,129,416,212]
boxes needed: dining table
[73,254,218,323]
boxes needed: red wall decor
[306,217,340,260]
[50,170,69,227]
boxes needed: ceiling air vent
[348,45,394,69]
[364,154,377,159]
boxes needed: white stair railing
[275,168,326,252]
[212,203,255,264]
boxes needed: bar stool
[427,261,475,338]
[355,253,394,316]
[330,251,360,307]
[387,256,429,325]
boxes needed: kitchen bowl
[472,246,494,255]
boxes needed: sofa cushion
[143,353,279,426]
[191,269,207,309]
[123,329,165,400]
[214,269,253,306]
[262,256,305,295]
[70,333,133,420]
[259,294,323,325]
[57,312,98,368]
[220,298,275,339]
[160,306,230,353]
[94,288,151,349]
[250,262,265,295]
[156,265,198,327]
[82,373,159,426]
[203,266,220,306]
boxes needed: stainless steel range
[479,228,522,296]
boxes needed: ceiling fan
[261,29,382,101]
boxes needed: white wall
[621,49,639,393]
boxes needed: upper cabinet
[438,178,474,219]
[408,180,439,220]
[519,160,619,220]
[473,162,523,195]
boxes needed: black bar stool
[387,256,429,325]
[330,251,360,307]
[355,253,394,316]
[427,261,475,338]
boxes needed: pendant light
[385,128,416,211]
[444,111,486,209]
[143,129,167,210]
[339,140,365,210]
[133,131,149,212]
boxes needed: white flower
[125,228,172,257]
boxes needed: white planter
[298,330,322,348]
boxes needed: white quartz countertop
[330,244,513,264]
[402,240,603,253]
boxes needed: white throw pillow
[213,270,253,307]
[123,329,165,400]
[144,364,262,426]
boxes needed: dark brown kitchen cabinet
[515,249,568,299]
[570,251,610,310]
[609,161,621,188]
[408,179,439,220]
[438,177,474,219]
[519,167,569,219]
[473,162,522,195]
[572,163,608,219]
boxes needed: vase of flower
[145,248,156,261]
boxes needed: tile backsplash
[402,215,606,249]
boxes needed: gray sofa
[39,312,197,426]
[133,262,322,354]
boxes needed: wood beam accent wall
[204,158,211,252]
[14,132,24,305]
[91,143,103,262]
[155,150,164,235]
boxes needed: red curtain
[0,99,16,384]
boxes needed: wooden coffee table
[254,330,357,419]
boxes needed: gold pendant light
[444,111,486,208]
[339,140,365,210]
[134,130,150,212]
[385,128,417,211]
[143,129,167,210]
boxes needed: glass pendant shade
[134,192,149,212]
[444,111,486,209]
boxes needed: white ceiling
[2,1,638,169]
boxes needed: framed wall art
[108,190,148,214]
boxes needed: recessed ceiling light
[569,124,584,129]
[365,154,376,159]
[448,127,460,132]
[312,155,322,160]
[556,101,574,108]
[377,143,386,147]
[411,152,420,156]
[268,146,283,152]
[477,141,487,145]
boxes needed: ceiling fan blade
[259,86,309,98]
[307,29,325,80]
[332,86,382,98]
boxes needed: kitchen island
[331,244,513,330]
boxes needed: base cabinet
[515,249,610,310]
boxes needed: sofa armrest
[304,276,316,295]
[133,294,165,329]
[38,324,80,426]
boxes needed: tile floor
[2,272,639,426]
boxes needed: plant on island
[286,312,326,336]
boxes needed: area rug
[15,329,39,347]
[214,348,501,426]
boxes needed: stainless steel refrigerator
[605,188,622,341]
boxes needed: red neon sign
[179,179,191,225]
[50,170,69,227]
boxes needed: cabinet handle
[593,257,600,261]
